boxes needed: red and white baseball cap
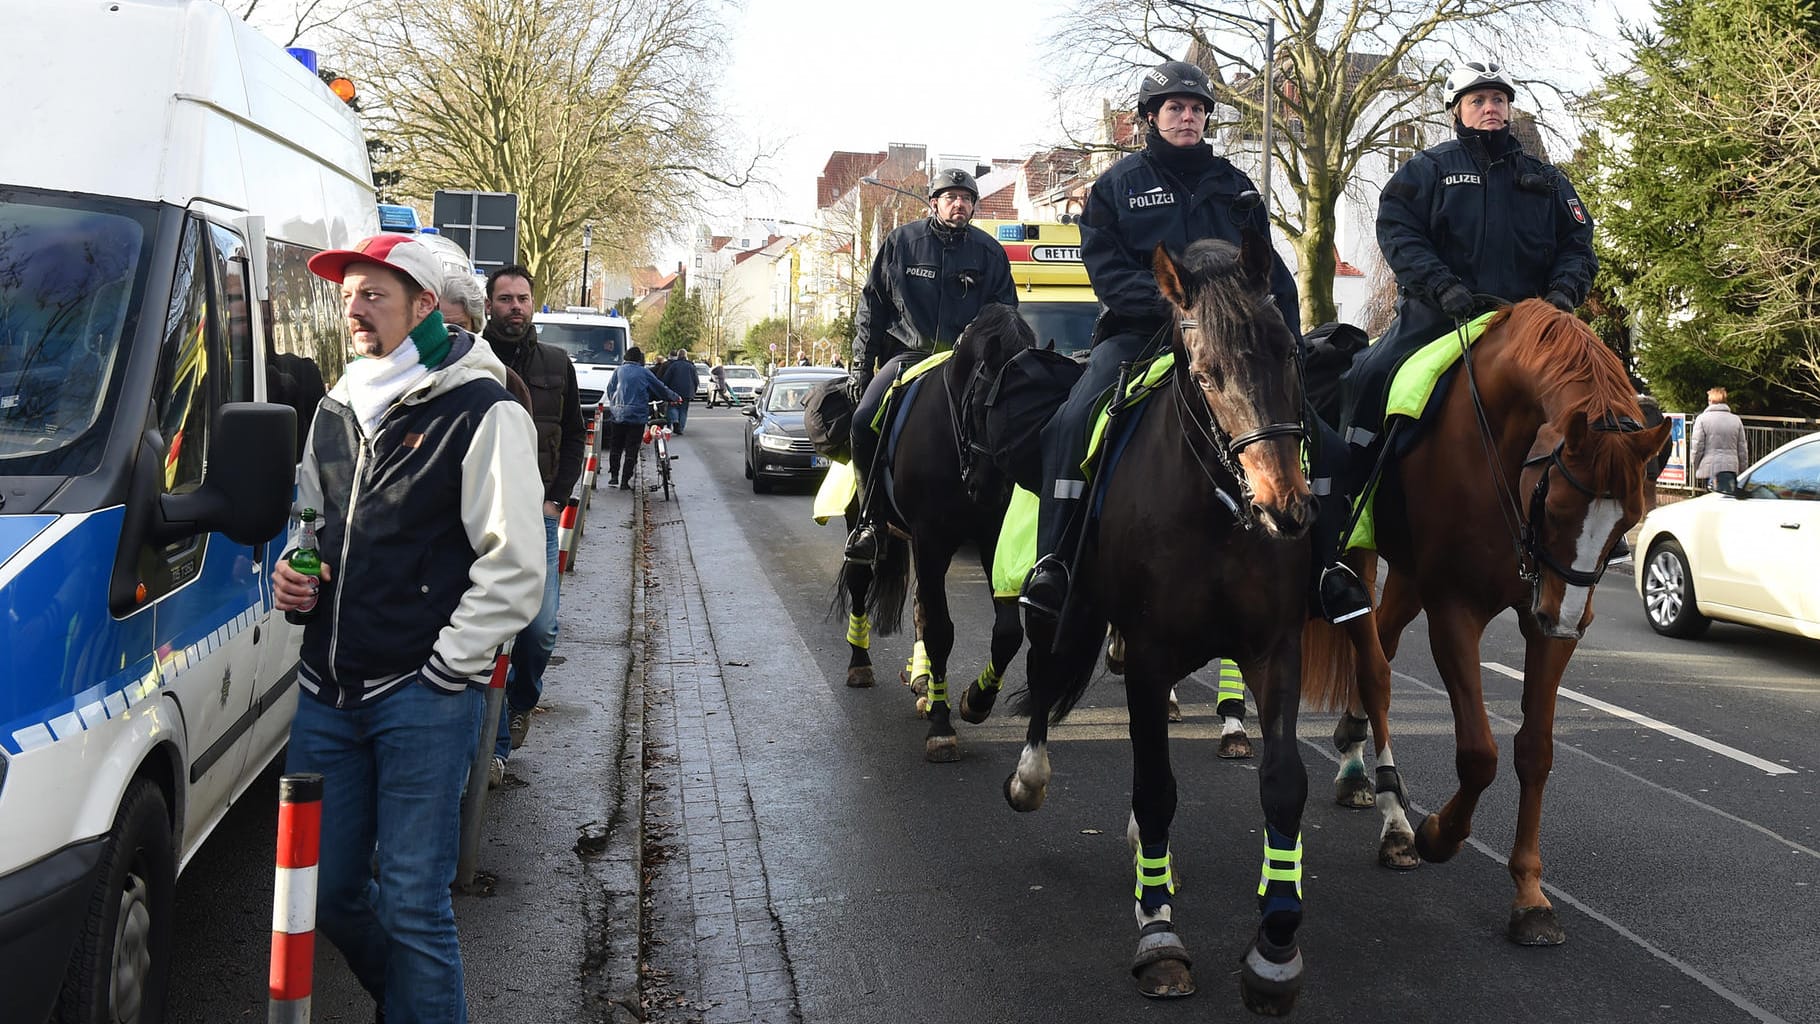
[307,234,444,298]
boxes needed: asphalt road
[672,404,1818,1024]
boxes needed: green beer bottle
[286,508,322,625]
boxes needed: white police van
[0,2,377,1019]
[532,307,631,408]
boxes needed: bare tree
[335,0,764,294]
[226,0,353,47]
[1047,0,1566,327]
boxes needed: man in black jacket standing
[843,167,1017,561]
[658,349,700,434]
[481,264,585,778]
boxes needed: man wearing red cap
[272,233,545,1023]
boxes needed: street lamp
[1175,2,1277,218]
[580,223,592,308]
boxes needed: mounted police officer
[1317,59,1600,599]
[844,167,1017,562]
[1019,59,1302,624]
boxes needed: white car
[1636,431,1820,640]
[532,307,630,409]
[718,364,765,405]
[693,361,712,403]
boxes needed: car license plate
[812,455,829,468]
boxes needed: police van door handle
[1780,522,1800,530]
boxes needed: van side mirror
[156,403,297,545]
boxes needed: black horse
[1004,236,1316,1013]
[836,303,1034,761]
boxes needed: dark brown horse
[1005,235,1316,1013]
[1304,299,1670,945]
[836,304,1034,761]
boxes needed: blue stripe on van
[0,509,268,756]
[0,515,55,568]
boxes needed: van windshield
[1020,301,1098,358]
[0,189,157,477]
[538,322,626,365]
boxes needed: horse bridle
[1168,316,1306,529]
[1456,314,1640,590]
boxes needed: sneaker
[1018,555,1070,624]
[844,523,879,563]
[508,709,532,750]
[1318,564,1372,623]
[619,479,632,491]
[487,755,505,790]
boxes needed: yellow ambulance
[976,220,1098,358]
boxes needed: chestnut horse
[1006,235,1316,1013]
[1303,299,1670,945]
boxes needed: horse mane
[953,302,1035,374]
[1490,298,1646,482]
[1178,239,1282,358]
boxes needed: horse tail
[1300,618,1358,713]
[863,534,912,636]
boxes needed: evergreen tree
[1586,0,1820,412]
[652,288,706,357]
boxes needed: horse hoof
[1134,958,1195,999]
[914,696,930,718]
[1378,830,1420,871]
[903,671,929,697]
[845,665,875,688]
[1217,731,1254,759]
[959,686,997,725]
[925,734,960,763]
[1166,697,1181,722]
[1003,772,1045,812]
[1508,906,1566,947]
[1333,772,1375,808]
[1238,941,1303,1016]
[1413,815,1462,864]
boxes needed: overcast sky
[250,0,1663,265]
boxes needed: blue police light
[377,204,420,233]
[996,224,1026,242]
[286,47,319,74]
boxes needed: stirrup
[1019,555,1071,622]
[1318,564,1371,624]
[844,524,880,563]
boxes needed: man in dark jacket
[1021,60,1302,622]
[658,349,700,434]
[481,264,585,774]
[843,167,1018,561]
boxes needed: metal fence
[1662,413,1820,493]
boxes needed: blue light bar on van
[996,224,1025,242]
[377,204,420,232]
[287,48,320,74]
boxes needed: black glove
[1436,282,1475,320]
[1545,289,1575,313]
[847,371,870,402]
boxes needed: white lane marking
[1482,661,1796,776]
[1288,727,1795,1024]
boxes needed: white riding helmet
[1444,60,1516,108]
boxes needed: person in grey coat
[1690,386,1750,491]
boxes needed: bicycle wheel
[659,434,673,500]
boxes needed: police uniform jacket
[852,217,1016,381]
[1081,147,1301,339]
[1376,129,1596,354]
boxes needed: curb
[587,474,646,1024]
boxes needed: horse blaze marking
[1480,662,1795,775]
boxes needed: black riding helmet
[928,167,980,202]
[1136,60,1217,117]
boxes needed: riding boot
[1311,488,1371,623]
[845,412,882,563]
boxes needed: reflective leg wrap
[846,613,871,650]
[906,641,931,681]
[1134,842,1175,915]
[1256,827,1304,917]
[1216,659,1245,711]
[975,662,1003,693]
[927,674,947,708]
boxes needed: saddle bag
[981,347,1085,493]
[1301,321,1369,429]
[802,376,857,462]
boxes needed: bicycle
[645,399,677,501]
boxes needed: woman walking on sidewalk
[603,347,679,489]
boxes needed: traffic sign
[432,190,519,272]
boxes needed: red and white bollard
[269,772,323,1023]
[557,496,580,574]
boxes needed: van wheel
[56,781,174,1024]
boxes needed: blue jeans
[668,401,691,433]
[496,514,560,759]
[287,681,483,1023]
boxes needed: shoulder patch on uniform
[1566,197,1587,224]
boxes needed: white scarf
[342,336,431,436]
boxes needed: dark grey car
[743,368,846,493]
